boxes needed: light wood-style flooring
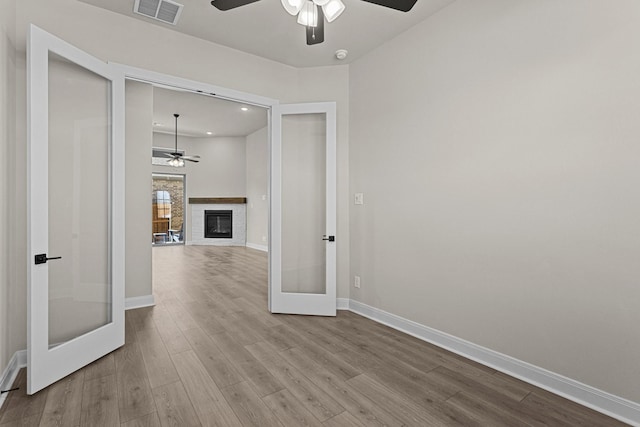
[0,246,627,426]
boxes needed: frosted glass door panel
[47,52,111,346]
[281,113,327,294]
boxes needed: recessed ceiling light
[153,122,163,126]
[206,131,213,135]
[241,107,249,112]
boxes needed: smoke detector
[134,0,184,25]
[335,49,348,60]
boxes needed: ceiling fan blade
[183,158,200,163]
[210,0,261,11]
[182,155,200,161]
[360,0,417,12]
[306,9,324,45]
[163,152,175,158]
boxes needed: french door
[27,25,125,394]
[270,103,337,316]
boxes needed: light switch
[354,193,364,205]
[261,194,267,201]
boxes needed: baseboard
[346,299,640,426]
[246,243,268,252]
[0,350,27,410]
[336,298,350,310]
[125,294,156,310]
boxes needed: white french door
[270,103,337,316]
[27,25,125,394]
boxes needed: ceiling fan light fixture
[281,0,304,15]
[312,0,330,6]
[297,1,318,27]
[322,0,344,22]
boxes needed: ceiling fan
[210,0,417,46]
[165,113,200,167]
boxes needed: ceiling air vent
[134,0,183,25]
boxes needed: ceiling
[78,0,455,67]
[153,86,268,137]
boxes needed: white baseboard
[125,294,156,310]
[0,350,27,410]
[345,299,640,426]
[246,243,268,252]
[336,298,350,310]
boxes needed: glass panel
[152,174,185,244]
[48,52,111,346]
[281,113,326,294]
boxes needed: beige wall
[125,81,154,299]
[349,0,640,403]
[5,0,350,369]
[0,0,16,374]
[246,126,269,249]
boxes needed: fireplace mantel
[188,197,247,204]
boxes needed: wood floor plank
[80,374,120,426]
[114,342,156,423]
[39,370,84,427]
[171,350,242,427]
[346,373,480,426]
[120,411,161,427]
[322,411,365,427]
[279,347,403,427]
[83,353,116,382]
[136,327,181,389]
[262,389,324,427]
[521,389,628,427]
[245,341,344,422]
[445,391,531,427]
[182,328,244,389]
[152,381,200,427]
[220,382,282,427]
[0,370,47,425]
[208,332,284,398]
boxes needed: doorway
[152,173,185,245]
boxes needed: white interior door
[27,25,125,394]
[270,102,337,316]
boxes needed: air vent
[134,0,183,25]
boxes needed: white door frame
[27,25,126,394]
[110,65,337,315]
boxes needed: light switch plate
[354,193,364,205]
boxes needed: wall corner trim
[346,299,640,426]
[246,243,268,252]
[0,350,27,410]
[125,294,156,310]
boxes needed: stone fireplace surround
[189,198,246,246]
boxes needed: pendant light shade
[297,1,318,27]
[322,0,344,22]
[281,0,304,15]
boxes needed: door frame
[151,172,187,246]
[113,64,338,315]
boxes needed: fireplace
[204,210,233,239]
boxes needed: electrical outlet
[262,236,267,242]
[354,275,361,289]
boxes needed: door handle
[322,235,335,242]
[34,254,62,265]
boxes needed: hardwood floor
[0,246,627,426]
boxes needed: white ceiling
[78,0,455,67]
[153,86,268,137]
